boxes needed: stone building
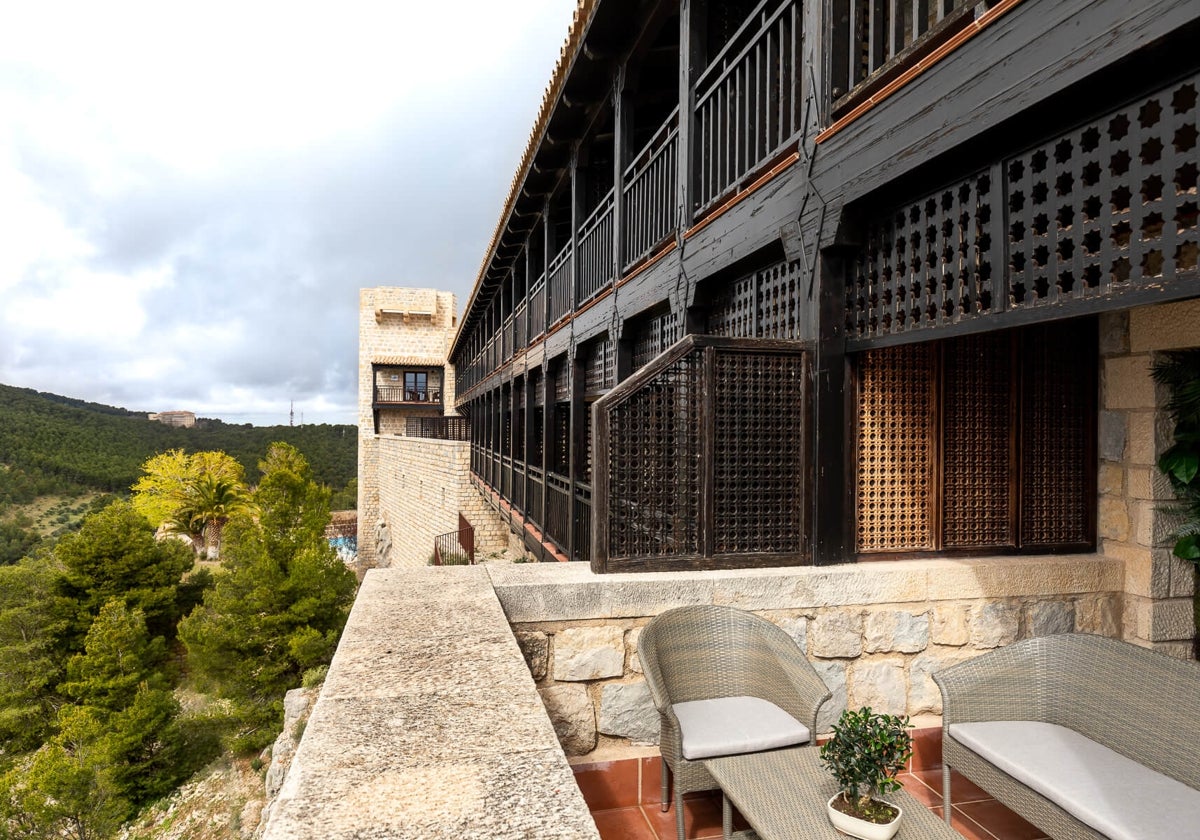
[148,410,196,428]
[357,287,508,569]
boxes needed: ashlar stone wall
[372,436,509,568]
[490,557,1121,758]
[1099,299,1200,658]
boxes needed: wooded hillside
[0,384,356,505]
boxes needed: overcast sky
[0,0,578,425]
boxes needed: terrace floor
[574,728,1048,840]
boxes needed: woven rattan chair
[934,633,1200,839]
[639,604,831,840]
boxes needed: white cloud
[0,0,579,423]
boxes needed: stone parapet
[489,556,1122,756]
[262,567,598,840]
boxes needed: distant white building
[148,410,196,428]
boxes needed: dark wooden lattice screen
[847,73,1199,342]
[584,336,615,395]
[706,259,806,339]
[631,307,682,370]
[1005,75,1198,307]
[713,351,807,553]
[593,335,809,572]
[855,321,1095,555]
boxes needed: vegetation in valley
[0,443,358,840]
[0,382,358,564]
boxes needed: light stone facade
[357,287,509,570]
[1099,299,1200,658]
[491,556,1123,756]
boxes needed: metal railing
[623,108,679,269]
[375,385,442,404]
[432,525,475,566]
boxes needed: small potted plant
[819,706,913,840]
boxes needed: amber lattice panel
[713,351,806,554]
[1006,74,1199,308]
[1020,324,1092,546]
[856,343,935,551]
[631,307,681,370]
[607,353,702,558]
[847,170,998,340]
[706,259,805,339]
[942,333,1013,548]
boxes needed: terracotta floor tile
[957,799,1049,840]
[591,807,659,840]
[898,770,943,806]
[944,805,1000,840]
[642,795,725,840]
[640,756,664,805]
[910,726,944,772]
[575,760,641,811]
[948,768,993,804]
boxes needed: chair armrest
[760,631,832,736]
[933,646,1044,728]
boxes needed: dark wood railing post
[678,0,707,227]
[812,248,850,565]
[612,64,630,285]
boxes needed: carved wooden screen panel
[713,350,806,554]
[631,308,682,371]
[706,273,757,337]
[553,358,571,403]
[552,406,570,476]
[584,336,615,395]
[942,332,1013,548]
[855,343,936,551]
[705,259,805,339]
[756,261,804,339]
[607,353,702,558]
[1006,75,1198,308]
[531,368,544,407]
[1020,323,1094,547]
[847,170,998,340]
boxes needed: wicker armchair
[639,604,831,840]
[934,633,1200,839]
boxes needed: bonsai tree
[820,706,913,824]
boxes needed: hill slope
[0,384,357,558]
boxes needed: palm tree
[179,475,254,560]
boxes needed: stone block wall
[1099,299,1200,657]
[358,287,461,568]
[371,436,509,568]
[490,557,1121,758]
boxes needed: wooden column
[613,64,631,281]
[812,249,850,565]
[678,0,707,229]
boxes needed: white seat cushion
[950,721,1200,840]
[673,695,811,760]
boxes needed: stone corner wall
[1099,300,1199,658]
[490,557,1122,759]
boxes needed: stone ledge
[263,566,598,840]
[487,555,1122,623]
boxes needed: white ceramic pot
[826,794,903,840]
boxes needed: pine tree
[54,500,193,644]
[179,443,356,749]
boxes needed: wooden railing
[548,244,573,324]
[623,108,679,269]
[527,465,545,530]
[406,417,470,440]
[529,277,546,339]
[695,0,803,213]
[577,189,615,303]
[514,300,527,352]
[830,0,984,114]
[545,471,572,552]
